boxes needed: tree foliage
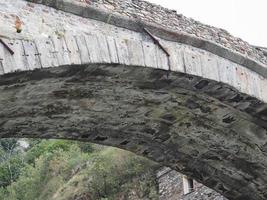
[0,139,25,188]
[0,139,160,200]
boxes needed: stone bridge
[0,0,267,199]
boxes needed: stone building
[157,167,228,200]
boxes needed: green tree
[0,139,160,200]
[0,139,25,187]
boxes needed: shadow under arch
[0,63,267,200]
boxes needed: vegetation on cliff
[0,139,160,200]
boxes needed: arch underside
[0,63,267,200]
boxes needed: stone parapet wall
[2,0,267,78]
[25,0,267,75]
[28,0,267,67]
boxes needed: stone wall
[157,167,228,200]
[0,63,267,199]
[157,167,183,200]
[22,0,267,79]
[29,0,267,66]
[0,0,267,103]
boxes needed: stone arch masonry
[0,0,266,102]
[0,0,267,200]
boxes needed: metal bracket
[143,28,171,76]
[143,28,170,57]
[0,38,14,55]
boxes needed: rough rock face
[157,167,227,200]
[1,1,267,200]
[0,63,267,200]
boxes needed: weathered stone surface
[157,167,227,200]
[1,1,267,200]
[1,0,267,103]
[22,0,267,75]
[1,0,267,78]
[157,167,184,200]
[23,0,267,66]
[1,33,267,104]
[0,63,267,200]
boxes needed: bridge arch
[0,0,267,200]
[1,63,267,200]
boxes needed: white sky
[147,0,267,47]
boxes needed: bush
[0,140,160,200]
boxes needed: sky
[147,0,267,47]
